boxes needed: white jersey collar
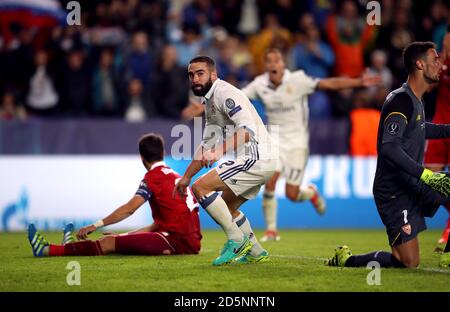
[204,78,221,102]
[150,161,166,171]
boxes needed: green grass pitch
[0,229,448,292]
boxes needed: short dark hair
[264,47,284,59]
[138,133,164,163]
[189,55,216,70]
[403,41,437,74]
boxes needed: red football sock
[49,245,64,256]
[49,241,103,256]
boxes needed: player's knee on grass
[401,257,419,268]
[393,241,420,268]
[98,236,116,254]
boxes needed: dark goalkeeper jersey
[373,83,450,201]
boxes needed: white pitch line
[272,254,450,274]
[273,254,328,261]
[202,249,449,273]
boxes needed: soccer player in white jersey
[242,48,381,242]
[174,56,277,265]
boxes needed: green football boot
[327,245,352,267]
[212,235,252,266]
[439,252,450,268]
[234,250,270,264]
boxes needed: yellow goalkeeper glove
[420,168,450,197]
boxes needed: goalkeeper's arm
[425,123,450,139]
[380,113,424,178]
[381,113,450,196]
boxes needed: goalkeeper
[328,42,450,268]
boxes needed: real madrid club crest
[286,85,292,94]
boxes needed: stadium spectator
[418,1,449,51]
[0,24,34,101]
[248,13,292,75]
[59,49,91,117]
[367,50,393,94]
[291,22,335,118]
[125,31,154,87]
[132,0,168,47]
[200,26,229,63]
[291,23,334,79]
[325,0,375,77]
[0,91,27,121]
[25,49,59,117]
[172,22,204,67]
[377,6,414,88]
[268,0,305,32]
[306,0,334,29]
[216,36,251,87]
[367,50,394,107]
[0,0,445,125]
[92,48,124,117]
[215,1,244,35]
[151,44,190,119]
[28,133,202,257]
[125,78,154,122]
[236,0,260,36]
[349,89,380,156]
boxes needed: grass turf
[0,229,448,292]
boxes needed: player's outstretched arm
[174,145,205,198]
[77,196,145,240]
[316,71,381,91]
[125,223,159,235]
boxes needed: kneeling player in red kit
[27,133,202,257]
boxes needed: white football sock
[233,212,265,256]
[296,186,315,202]
[263,190,277,231]
[199,192,243,242]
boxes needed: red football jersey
[433,58,450,123]
[135,161,200,235]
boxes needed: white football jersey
[242,69,319,150]
[201,79,274,160]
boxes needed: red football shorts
[115,231,201,255]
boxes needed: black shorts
[375,183,449,246]
[375,194,426,246]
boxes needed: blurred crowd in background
[0,0,449,128]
